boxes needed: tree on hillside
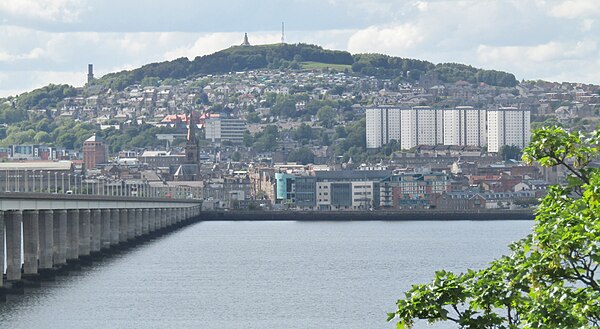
[288,147,315,165]
[499,145,522,161]
[293,123,313,144]
[388,126,600,328]
[317,105,336,128]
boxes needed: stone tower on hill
[241,33,250,46]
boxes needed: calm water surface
[0,220,531,329]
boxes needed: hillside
[96,43,517,90]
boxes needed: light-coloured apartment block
[487,107,531,153]
[443,106,487,147]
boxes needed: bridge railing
[0,169,194,200]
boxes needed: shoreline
[201,209,534,221]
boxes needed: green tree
[247,112,261,123]
[287,147,315,165]
[293,123,313,144]
[498,144,522,161]
[388,126,600,328]
[317,105,336,128]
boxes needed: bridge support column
[101,209,112,249]
[135,209,142,238]
[162,208,168,228]
[38,210,54,272]
[66,209,79,261]
[142,209,149,235]
[150,208,157,232]
[161,208,167,229]
[119,209,128,243]
[127,209,135,240]
[110,209,119,246]
[91,209,102,253]
[53,210,67,267]
[0,211,4,288]
[23,210,39,276]
[5,210,22,281]
[78,209,91,258]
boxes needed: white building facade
[204,118,246,143]
[365,107,401,149]
[443,106,487,147]
[366,106,444,150]
[487,107,531,153]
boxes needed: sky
[1,0,599,97]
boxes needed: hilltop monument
[241,33,251,46]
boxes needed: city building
[0,161,75,193]
[205,117,246,144]
[487,107,531,153]
[443,106,487,147]
[5,144,55,160]
[366,106,444,150]
[173,112,201,181]
[83,134,107,171]
[365,107,400,149]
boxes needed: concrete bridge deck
[1,193,201,301]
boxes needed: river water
[0,220,531,329]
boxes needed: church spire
[187,112,196,142]
[185,112,199,164]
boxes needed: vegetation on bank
[388,126,600,328]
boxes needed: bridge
[0,192,201,301]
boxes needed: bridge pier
[101,209,111,250]
[127,208,135,241]
[23,210,40,284]
[135,209,142,238]
[142,209,149,236]
[79,209,91,259]
[91,209,102,254]
[165,208,171,227]
[0,213,4,287]
[66,209,80,266]
[0,212,3,300]
[53,210,67,268]
[38,210,54,279]
[5,210,22,283]
[151,208,158,232]
[119,209,127,243]
[110,209,119,246]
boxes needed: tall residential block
[365,107,400,149]
[487,107,531,153]
[366,106,443,150]
[443,106,487,147]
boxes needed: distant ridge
[96,43,517,90]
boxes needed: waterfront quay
[202,209,534,221]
